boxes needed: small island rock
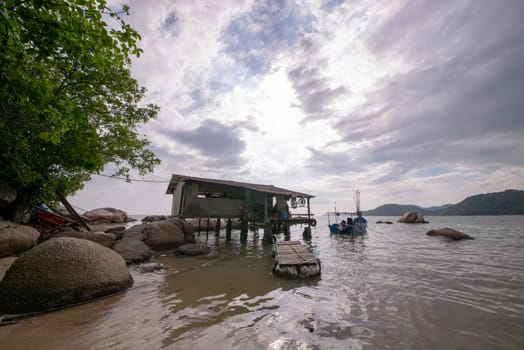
[426,228,474,240]
[398,211,429,223]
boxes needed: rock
[0,221,41,258]
[426,228,474,240]
[137,263,164,273]
[142,215,170,222]
[168,217,196,243]
[175,243,211,256]
[103,225,126,239]
[398,211,428,223]
[376,221,393,224]
[144,220,186,250]
[53,230,116,248]
[87,223,126,238]
[113,225,151,264]
[0,237,133,313]
[0,257,17,281]
[113,238,151,264]
[82,208,129,224]
[112,219,196,262]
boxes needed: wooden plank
[274,241,318,265]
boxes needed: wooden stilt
[226,218,232,240]
[263,222,273,243]
[215,217,221,236]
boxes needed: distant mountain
[364,190,524,216]
[438,190,524,215]
[364,204,433,216]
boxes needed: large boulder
[0,221,41,258]
[53,230,116,248]
[168,217,196,243]
[82,208,129,224]
[0,237,133,314]
[113,225,151,264]
[398,211,428,223]
[113,219,196,263]
[141,216,195,242]
[426,228,474,240]
[144,220,186,250]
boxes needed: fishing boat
[328,190,368,234]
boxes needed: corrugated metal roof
[166,173,314,198]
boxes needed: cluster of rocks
[396,211,474,241]
[0,208,210,315]
[398,211,429,223]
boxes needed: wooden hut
[165,174,315,241]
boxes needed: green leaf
[0,0,160,219]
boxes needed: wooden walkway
[274,241,317,265]
[273,240,320,278]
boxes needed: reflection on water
[1,216,524,349]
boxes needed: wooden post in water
[215,217,221,236]
[240,216,248,242]
[198,218,201,235]
[307,198,311,224]
[226,218,232,240]
[263,220,273,243]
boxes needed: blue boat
[328,190,368,234]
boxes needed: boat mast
[354,190,361,216]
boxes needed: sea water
[1,216,523,349]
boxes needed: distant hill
[365,190,524,216]
[438,190,524,215]
[364,204,433,216]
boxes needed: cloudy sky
[71,0,524,215]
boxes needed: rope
[95,174,169,183]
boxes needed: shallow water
[1,216,523,349]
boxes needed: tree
[0,0,160,221]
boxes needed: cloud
[71,0,524,214]
[306,0,524,187]
[158,119,247,167]
[222,0,314,74]
[287,61,350,122]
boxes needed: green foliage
[0,0,160,216]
